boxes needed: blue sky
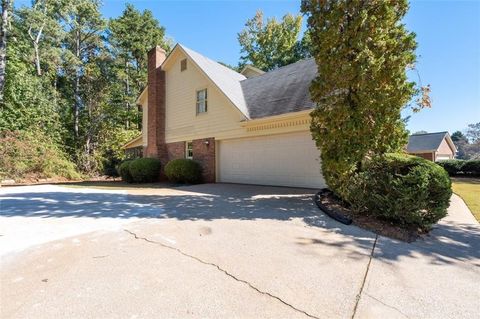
[19,0,480,134]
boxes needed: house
[406,131,457,161]
[123,44,325,188]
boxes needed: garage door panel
[218,132,325,188]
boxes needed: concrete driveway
[1,183,479,319]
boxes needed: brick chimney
[145,46,167,162]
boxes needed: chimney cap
[149,46,167,54]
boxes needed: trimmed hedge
[117,160,134,183]
[129,158,161,183]
[345,153,452,230]
[117,158,161,183]
[437,159,480,176]
[164,159,202,184]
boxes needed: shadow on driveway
[1,183,479,266]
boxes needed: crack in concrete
[351,234,378,319]
[364,292,410,319]
[124,229,320,319]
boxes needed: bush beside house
[164,159,202,184]
[117,158,161,183]
[117,158,202,184]
[117,160,134,183]
[129,158,162,183]
[345,154,452,230]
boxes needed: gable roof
[241,59,317,119]
[406,132,456,153]
[175,44,250,118]
[149,44,319,120]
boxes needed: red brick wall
[166,141,185,159]
[143,46,216,183]
[412,152,434,161]
[192,138,216,183]
[145,46,167,162]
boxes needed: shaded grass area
[451,177,480,222]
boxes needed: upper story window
[186,141,193,159]
[181,59,187,72]
[196,89,207,114]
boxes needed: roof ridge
[411,131,448,136]
[241,58,315,82]
[178,43,245,79]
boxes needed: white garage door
[218,131,325,189]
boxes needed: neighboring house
[123,44,325,188]
[406,131,457,161]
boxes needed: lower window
[186,141,193,159]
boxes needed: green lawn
[451,177,480,222]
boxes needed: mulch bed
[315,189,426,242]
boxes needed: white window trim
[186,141,193,159]
[196,88,208,115]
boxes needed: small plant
[128,158,161,183]
[164,159,202,184]
[345,153,452,230]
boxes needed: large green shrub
[345,153,452,230]
[117,160,134,183]
[164,159,202,184]
[128,158,161,183]
[437,159,480,176]
[460,160,480,176]
[437,160,464,176]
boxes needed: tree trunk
[73,29,81,138]
[28,1,44,77]
[33,41,42,76]
[125,59,130,129]
[0,0,11,102]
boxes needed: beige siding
[141,103,148,146]
[164,51,246,143]
[436,138,454,159]
[163,51,314,142]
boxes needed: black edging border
[314,188,353,225]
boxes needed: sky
[19,0,480,134]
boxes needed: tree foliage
[108,4,170,129]
[452,124,480,160]
[0,1,168,181]
[302,0,424,197]
[238,10,310,71]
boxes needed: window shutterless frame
[186,141,193,159]
[180,59,187,72]
[196,89,207,114]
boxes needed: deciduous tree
[238,10,310,71]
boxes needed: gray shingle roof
[406,132,449,152]
[241,59,317,119]
[178,44,317,120]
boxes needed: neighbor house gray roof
[173,44,317,120]
[406,132,450,153]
